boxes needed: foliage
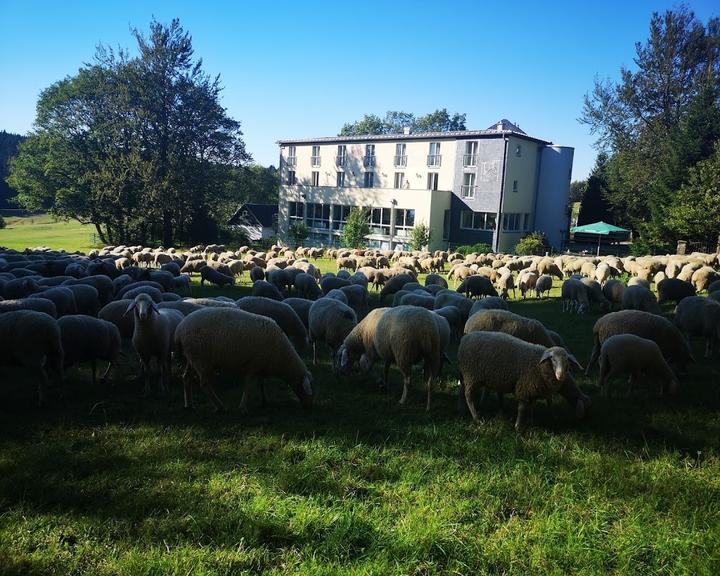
[7,18,250,246]
[340,108,466,135]
[408,222,432,251]
[578,152,614,225]
[288,221,309,245]
[629,236,672,257]
[455,242,492,255]
[0,131,26,208]
[666,142,720,245]
[0,215,5,229]
[580,7,720,245]
[515,231,550,255]
[341,207,370,248]
[569,180,586,203]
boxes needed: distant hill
[0,131,27,208]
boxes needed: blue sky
[1,0,717,180]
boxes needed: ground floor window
[502,212,530,231]
[288,201,304,225]
[307,203,330,229]
[332,205,356,230]
[460,210,496,231]
[371,207,392,235]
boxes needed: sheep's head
[125,293,158,321]
[292,372,313,410]
[539,347,584,383]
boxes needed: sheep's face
[126,294,158,322]
[293,372,313,410]
[540,348,584,383]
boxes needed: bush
[629,236,670,256]
[289,222,309,246]
[342,207,370,248]
[0,215,5,229]
[455,243,492,255]
[409,223,432,251]
[515,231,550,256]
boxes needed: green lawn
[0,214,100,253]
[1,222,720,574]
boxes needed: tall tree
[580,7,720,246]
[8,18,250,246]
[339,109,466,136]
[578,153,614,225]
[0,131,26,208]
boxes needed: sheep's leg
[312,341,317,365]
[200,373,225,412]
[399,373,410,405]
[141,359,152,397]
[586,339,600,376]
[515,400,531,432]
[705,338,712,359]
[183,369,194,409]
[465,384,480,422]
[424,365,433,412]
[380,360,391,390]
[239,377,252,413]
[99,361,112,388]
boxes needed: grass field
[1,219,720,574]
[0,214,99,254]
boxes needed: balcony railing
[286,156,297,167]
[363,155,376,167]
[462,154,477,167]
[427,154,442,167]
[394,155,407,167]
[311,156,321,166]
[335,155,346,166]
[461,185,476,198]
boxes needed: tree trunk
[162,210,173,247]
[94,222,108,245]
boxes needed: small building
[276,120,574,252]
[228,203,278,241]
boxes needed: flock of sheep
[1,242,719,432]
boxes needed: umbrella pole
[597,234,601,257]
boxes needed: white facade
[278,121,573,251]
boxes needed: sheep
[320,275,351,295]
[156,300,203,316]
[64,275,114,306]
[400,292,436,310]
[464,308,556,347]
[580,278,611,311]
[174,307,313,412]
[656,278,695,306]
[36,286,78,317]
[457,331,583,431]
[252,280,283,301]
[707,279,720,294]
[457,275,498,299]
[325,289,349,304]
[621,285,662,315]
[691,266,720,293]
[496,272,516,299]
[98,299,135,339]
[561,279,590,313]
[283,297,313,330]
[126,293,184,396]
[517,271,538,299]
[308,298,357,369]
[627,277,650,289]
[116,280,164,299]
[674,296,720,357]
[586,310,694,375]
[184,297,236,308]
[200,265,235,288]
[338,307,391,374]
[425,273,448,289]
[57,315,121,386]
[235,296,309,351]
[433,306,464,342]
[598,334,678,397]
[294,272,322,300]
[121,285,164,304]
[0,297,57,318]
[534,274,553,299]
[602,279,626,310]
[0,310,64,406]
[434,290,474,321]
[63,284,101,316]
[378,273,415,300]
[468,297,508,317]
[339,284,369,317]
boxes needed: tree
[578,153,614,225]
[7,18,250,246]
[409,223,432,250]
[339,109,467,136]
[666,142,720,246]
[515,231,549,256]
[289,221,309,246]
[580,7,720,243]
[341,207,370,248]
[0,131,26,208]
[569,180,586,203]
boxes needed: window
[364,144,375,167]
[394,143,407,167]
[288,201,304,224]
[332,205,356,230]
[311,171,319,187]
[307,203,330,229]
[364,172,374,188]
[460,210,496,231]
[311,145,321,167]
[394,172,405,189]
[370,207,392,235]
[523,213,530,230]
[336,171,345,187]
[461,172,476,198]
[502,213,521,231]
[515,144,522,157]
[427,172,439,191]
[287,170,296,185]
[336,145,346,166]
[394,208,415,231]
[463,141,478,166]
[513,180,519,193]
[427,142,441,166]
[287,145,296,166]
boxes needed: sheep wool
[464,308,555,348]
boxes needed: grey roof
[228,203,278,227]
[486,119,526,134]
[277,122,550,146]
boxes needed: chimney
[403,127,411,135]
[496,121,504,131]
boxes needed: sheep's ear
[568,354,584,371]
[302,373,313,396]
[151,302,160,314]
[123,301,136,317]
[539,349,554,365]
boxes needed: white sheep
[561,279,589,313]
[308,298,357,370]
[674,296,720,357]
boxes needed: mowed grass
[2,229,720,573]
[0,214,100,254]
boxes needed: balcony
[463,154,477,167]
[286,156,297,167]
[311,156,321,166]
[363,155,376,167]
[427,154,442,167]
[335,155,346,167]
[461,185,476,199]
[394,155,407,167]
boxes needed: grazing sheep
[156,300,203,316]
[602,279,626,310]
[36,286,78,317]
[598,334,678,397]
[434,291,474,321]
[371,306,442,410]
[621,285,662,315]
[126,293,184,396]
[464,308,556,347]
[64,275,114,306]
[674,296,720,357]
[433,306,464,342]
[63,284,101,316]
[580,278,611,311]
[707,279,720,294]
[468,297,508,317]
[561,279,590,314]
[308,298,357,369]
[586,310,694,375]
[235,296,309,351]
[379,273,415,300]
[657,278,696,305]
[116,280,164,300]
[283,297,313,330]
[339,284,369,317]
[627,277,650,289]
[691,266,720,293]
[338,307,391,374]
[121,285,164,304]
[400,292,436,310]
[0,310,64,406]
[174,307,313,412]
[252,280,283,301]
[58,315,121,386]
[425,274,448,289]
[496,272,516,299]
[200,265,235,288]
[294,272,322,300]
[535,274,553,299]
[457,275,498,299]
[457,331,583,431]
[98,299,135,339]
[249,266,265,283]
[0,297,57,318]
